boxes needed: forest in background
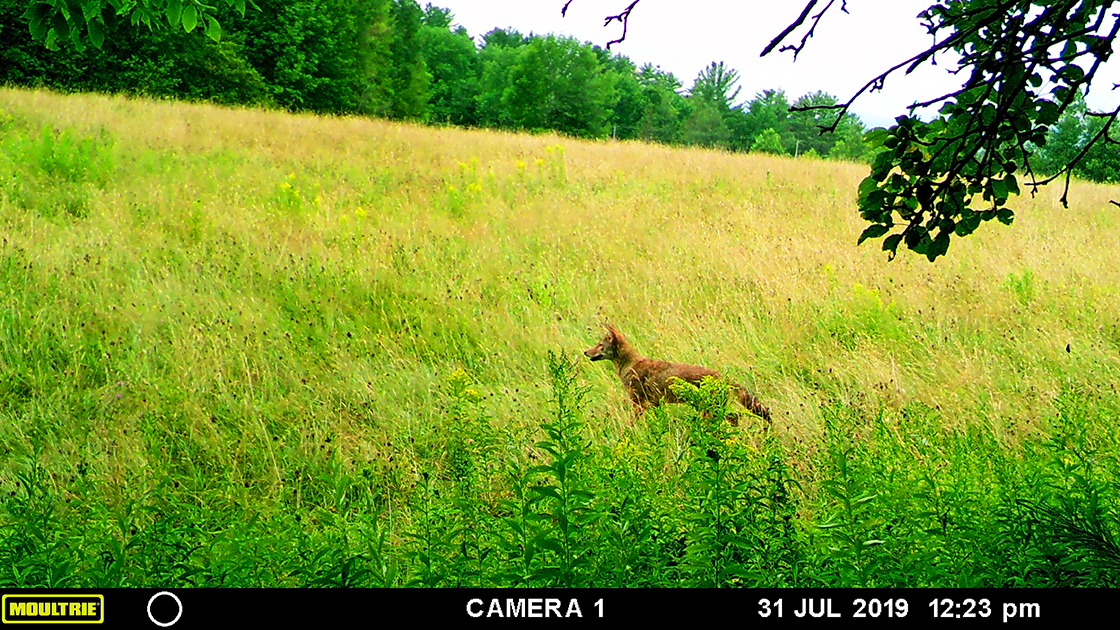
[4,0,1120,177]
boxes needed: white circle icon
[146,591,183,627]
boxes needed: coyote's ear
[605,322,619,338]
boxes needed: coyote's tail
[735,386,772,423]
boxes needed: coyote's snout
[585,324,771,422]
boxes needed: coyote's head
[584,324,623,362]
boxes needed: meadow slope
[1,88,1118,587]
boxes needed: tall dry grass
[1,87,1117,587]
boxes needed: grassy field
[0,87,1117,587]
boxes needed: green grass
[0,87,1118,587]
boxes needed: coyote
[584,324,771,422]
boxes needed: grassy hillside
[1,87,1117,587]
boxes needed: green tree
[420,2,450,28]
[689,61,740,114]
[740,90,791,154]
[419,9,480,126]
[827,119,870,163]
[722,105,752,152]
[1034,93,1120,183]
[681,101,729,149]
[478,34,617,138]
[789,91,840,157]
[1032,94,1089,177]
[232,0,390,114]
[599,52,644,140]
[386,0,429,120]
[633,63,686,144]
[6,0,390,115]
[752,128,785,155]
[786,91,869,160]
[683,61,742,150]
[480,26,528,49]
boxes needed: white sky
[431,0,1120,129]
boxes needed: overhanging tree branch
[603,0,641,49]
[765,0,850,60]
[568,1,1120,261]
[761,1,821,57]
[563,0,641,49]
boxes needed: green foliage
[21,0,249,50]
[681,101,730,149]
[817,405,885,586]
[478,34,617,138]
[1032,91,1120,183]
[726,89,870,160]
[7,1,878,157]
[225,0,390,114]
[419,17,480,126]
[633,63,687,144]
[1026,391,1120,583]
[401,471,456,586]
[1003,268,1035,305]
[29,123,113,185]
[742,90,791,152]
[526,352,597,586]
[789,91,867,159]
[667,377,806,586]
[828,122,871,162]
[689,61,740,113]
[601,54,643,140]
[480,26,527,49]
[0,119,113,218]
[386,0,429,120]
[851,1,1120,261]
[752,128,785,155]
[11,0,391,113]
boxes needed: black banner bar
[0,588,1102,627]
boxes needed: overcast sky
[431,0,1120,129]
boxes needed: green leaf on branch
[51,10,70,40]
[883,234,903,257]
[86,16,104,48]
[863,128,889,147]
[857,176,879,198]
[926,230,951,261]
[1005,174,1020,195]
[166,0,183,25]
[25,2,52,40]
[182,3,197,32]
[858,223,890,245]
[206,15,220,41]
[1058,64,1085,83]
[990,178,1007,204]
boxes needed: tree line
[3,0,1119,176]
[0,0,867,160]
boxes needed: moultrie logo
[3,594,105,624]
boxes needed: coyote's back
[585,324,770,422]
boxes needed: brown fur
[584,324,771,422]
